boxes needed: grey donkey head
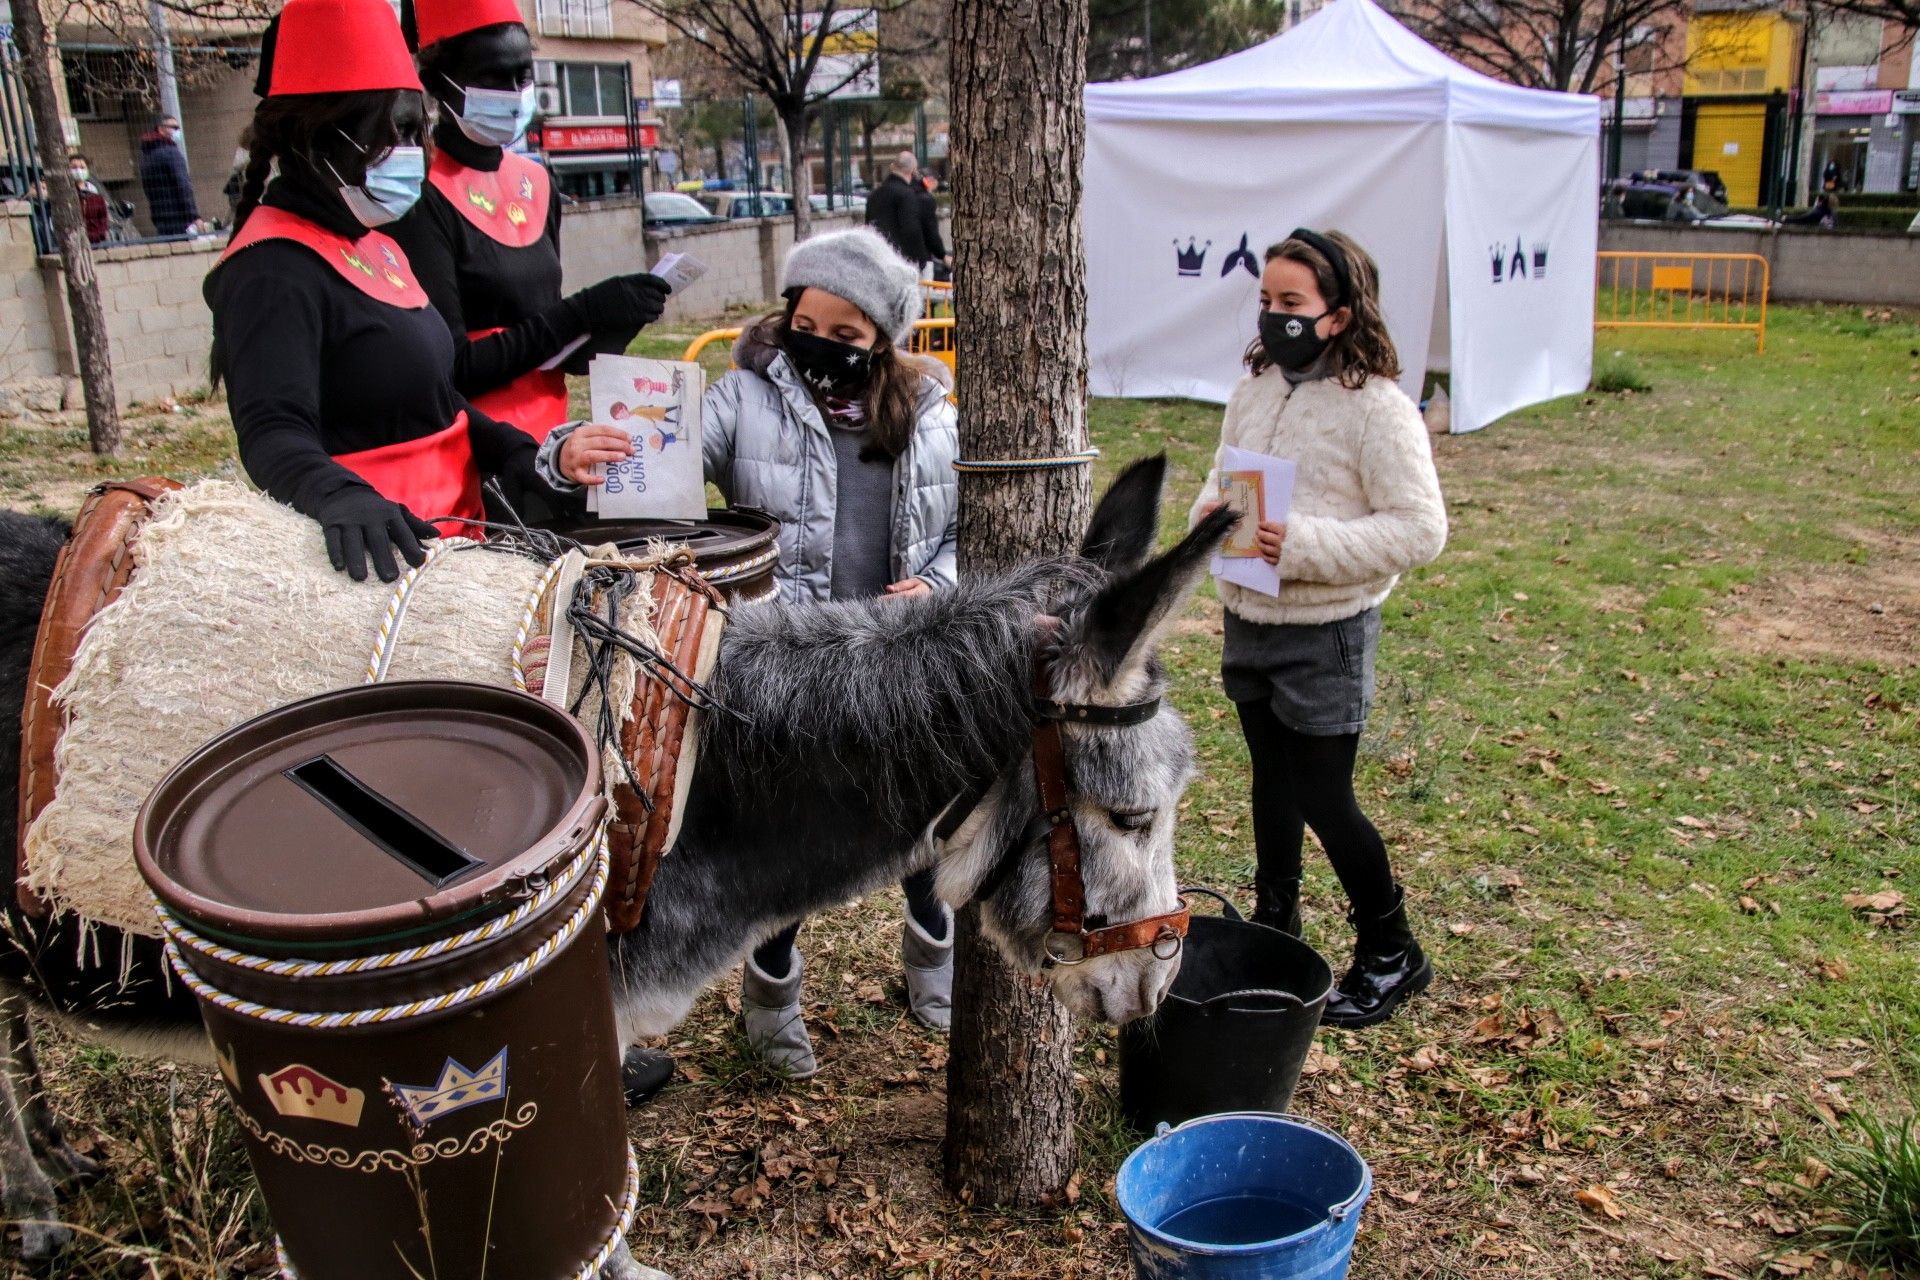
[936,457,1238,1024]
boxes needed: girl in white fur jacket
[1193,228,1446,1028]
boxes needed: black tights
[1236,700,1397,919]
[752,868,945,978]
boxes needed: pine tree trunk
[12,0,122,455]
[942,0,1091,1209]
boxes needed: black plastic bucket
[1118,889,1334,1131]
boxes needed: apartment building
[0,0,667,242]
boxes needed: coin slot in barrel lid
[284,755,484,887]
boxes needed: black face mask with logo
[1258,309,1333,372]
[783,328,875,397]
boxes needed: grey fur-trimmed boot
[740,946,819,1079]
[901,903,954,1030]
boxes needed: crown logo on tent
[1173,238,1211,277]
[1531,243,1549,278]
[258,1064,365,1127]
[1509,234,1528,280]
[1221,233,1259,279]
[392,1048,508,1126]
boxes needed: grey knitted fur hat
[781,228,922,346]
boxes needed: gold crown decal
[392,1047,508,1127]
[467,187,497,215]
[506,203,528,227]
[215,1043,240,1090]
[258,1064,365,1128]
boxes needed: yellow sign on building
[1684,12,1800,96]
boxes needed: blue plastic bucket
[1115,1112,1372,1280]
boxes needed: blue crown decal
[391,1047,508,1127]
[1174,238,1211,277]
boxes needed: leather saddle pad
[602,566,724,934]
[17,478,181,916]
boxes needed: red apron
[333,413,486,540]
[467,327,569,443]
[218,208,487,538]
[430,152,569,442]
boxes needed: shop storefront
[530,122,659,201]
[1814,89,1894,193]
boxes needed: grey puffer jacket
[703,324,958,602]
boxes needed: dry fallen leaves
[1575,1184,1626,1221]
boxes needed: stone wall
[1598,222,1920,307]
[0,208,63,412]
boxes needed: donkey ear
[1075,505,1238,688]
[1079,455,1167,576]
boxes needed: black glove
[314,486,439,583]
[571,272,670,333]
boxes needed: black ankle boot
[1251,875,1302,937]
[1321,886,1431,1028]
[622,1046,675,1108]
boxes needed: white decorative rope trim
[274,1144,641,1280]
[155,836,596,979]
[161,837,608,1028]
[362,536,477,685]
[511,553,569,692]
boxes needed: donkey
[0,457,1235,1266]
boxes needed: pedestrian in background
[865,150,934,273]
[916,172,950,281]
[138,114,201,237]
[68,153,109,245]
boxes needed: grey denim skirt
[1221,606,1382,736]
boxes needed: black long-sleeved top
[866,173,930,263]
[915,185,946,263]
[205,175,541,518]
[387,124,584,399]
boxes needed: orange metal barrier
[683,317,957,376]
[921,279,953,319]
[1595,251,1769,353]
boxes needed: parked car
[699,191,794,219]
[1632,168,1729,213]
[809,192,866,216]
[644,191,725,228]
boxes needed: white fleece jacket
[1189,370,1447,626]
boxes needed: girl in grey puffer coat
[541,230,960,1082]
[705,317,957,602]
[708,231,959,1080]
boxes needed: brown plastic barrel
[135,681,630,1280]
[558,506,780,604]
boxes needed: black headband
[1287,227,1351,309]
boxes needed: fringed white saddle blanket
[24,479,717,937]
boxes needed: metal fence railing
[1594,251,1770,353]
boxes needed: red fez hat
[414,0,527,50]
[267,0,424,97]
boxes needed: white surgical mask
[446,77,537,149]
[329,135,426,228]
[70,167,89,182]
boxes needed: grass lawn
[3,302,1916,1279]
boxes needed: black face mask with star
[783,327,875,397]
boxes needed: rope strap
[161,835,609,1028]
[951,448,1100,474]
[155,836,596,979]
[273,1144,641,1280]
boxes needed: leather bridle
[936,623,1191,968]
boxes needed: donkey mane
[700,556,1105,826]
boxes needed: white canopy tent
[1084,0,1600,433]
